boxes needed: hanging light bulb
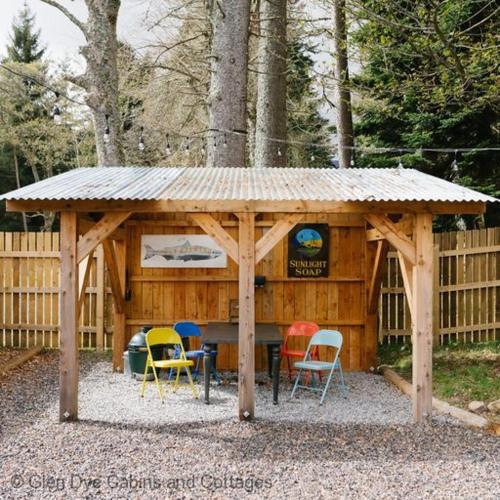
[397,159,404,169]
[350,157,355,167]
[277,146,282,157]
[213,137,217,151]
[103,114,110,144]
[138,127,145,151]
[310,154,315,162]
[223,134,228,148]
[201,142,206,155]
[165,134,171,156]
[184,141,190,156]
[451,150,459,172]
[51,91,62,123]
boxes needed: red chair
[281,321,320,380]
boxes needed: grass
[379,341,500,421]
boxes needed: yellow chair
[140,327,199,402]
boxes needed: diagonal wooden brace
[77,212,131,264]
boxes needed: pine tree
[6,3,45,64]
[287,41,332,168]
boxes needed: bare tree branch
[39,0,87,37]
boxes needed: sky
[0,0,156,68]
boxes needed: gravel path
[1,352,499,499]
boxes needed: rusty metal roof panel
[1,166,495,203]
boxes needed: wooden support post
[397,250,414,319]
[78,250,94,315]
[59,211,79,422]
[367,240,389,314]
[433,244,440,347]
[412,213,433,423]
[108,239,126,371]
[95,245,105,351]
[237,212,255,420]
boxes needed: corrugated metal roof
[0,166,496,203]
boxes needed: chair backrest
[309,329,343,349]
[174,321,201,338]
[286,321,320,338]
[146,327,187,360]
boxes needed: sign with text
[287,224,329,278]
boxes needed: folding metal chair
[281,321,320,380]
[140,327,198,402]
[172,321,220,382]
[290,329,346,405]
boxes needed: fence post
[95,244,105,351]
[433,244,440,346]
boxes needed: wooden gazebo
[1,167,494,423]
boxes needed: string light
[201,142,206,155]
[103,114,110,144]
[184,141,190,156]
[398,158,404,169]
[277,147,282,157]
[213,137,217,151]
[138,127,145,151]
[223,134,228,148]
[51,91,61,123]
[310,154,315,161]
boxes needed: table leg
[267,344,273,378]
[203,344,212,404]
[272,344,281,405]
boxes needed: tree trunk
[41,0,124,166]
[254,0,287,168]
[13,148,28,232]
[206,0,251,168]
[332,0,353,168]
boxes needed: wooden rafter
[368,240,389,314]
[6,199,487,215]
[365,214,416,265]
[77,212,131,264]
[102,239,124,314]
[78,250,94,315]
[255,214,304,264]
[190,213,239,263]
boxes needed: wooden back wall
[125,213,376,371]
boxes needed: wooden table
[201,322,282,405]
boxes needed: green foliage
[287,41,333,167]
[379,341,500,409]
[352,0,500,227]
[5,3,45,64]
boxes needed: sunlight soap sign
[141,235,227,268]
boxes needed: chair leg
[320,366,336,405]
[151,365,164,403]
[291,369,302,399]
[185,367,199,399]
[140,358,149,398]
[338,360,347,394]
[173,367,181,393]
[286,356,291,380]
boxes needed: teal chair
[290,330,346,405]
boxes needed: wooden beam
[112,239,126,371]
[102,239,125,314]
[255,213,304,264]
[77,212,131,263]
[367,240,389,314]
[412,213,434,423]
[59,211,79,422]
[190,213,239,263]
[79,216,125,240]
[365,214,416,265]
[397,250,414,319]
[366,217,414,242]
[95,245,105,351]
[78,250,94,315]
[237,212,256,420]
[5,199,487,215]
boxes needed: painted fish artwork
[141,235,227,268]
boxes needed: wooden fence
[380,227,500,344]
[0,228,499,350]
[0,232,114,350]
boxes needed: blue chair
[290,330,346,405]
[172,322,220,382]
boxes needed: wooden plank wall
[0,232,112,349]
[380,227,500,344]
[125,213,374,371]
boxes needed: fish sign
[141,235,227,268]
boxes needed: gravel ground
[0,352,499,500]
